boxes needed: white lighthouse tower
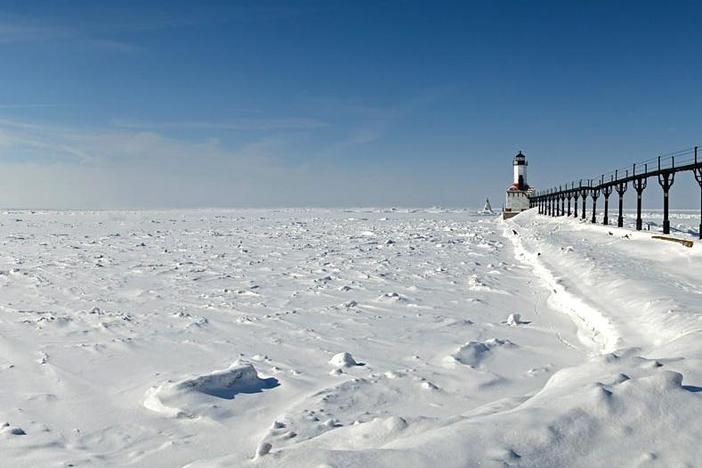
[503,151,534,219]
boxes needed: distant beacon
[503,151,535,219]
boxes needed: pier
[531,146,702,238]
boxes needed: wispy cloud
[0,104,57,109]
[0,111,468,209]
[89,38,144,53]
[0,13,140,52]
[0,117,294,167]
[308,86,456,154]
[0,4,310,51]
[0,119,97,163]
[111,117,329,132]
[0,117,322,208]
[0,21,69,44]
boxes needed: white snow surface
[0,208,700,467]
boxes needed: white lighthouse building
[503,151,534,219]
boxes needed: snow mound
[377,292,409,303]
[1,423,26,436]
[143,361,279,418]
[446,338,515,368]
[329,352,359,368]
[467,274,509,295]
[506,313,523,326]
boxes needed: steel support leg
[616,183,627,228]
[632,177,647,231]
[603,196,609,225]
[657,172,674,235]
[591,196,597,224]
[663,189,670,234]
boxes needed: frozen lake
[1,208,700,466]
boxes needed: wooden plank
[651,235,694,248]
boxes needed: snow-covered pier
[532,146,702,237]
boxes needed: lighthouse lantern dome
[513,151,527,166]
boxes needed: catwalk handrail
[533,146,702,195]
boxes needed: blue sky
[0,0,701,208]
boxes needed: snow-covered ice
[0,208,700,466]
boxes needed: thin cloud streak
[0,14,140,51]
[0,22,69,43]
[0,117,294,167]
[111,117,329,132]
[0,104,58,109]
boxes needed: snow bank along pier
[529,146,702,238]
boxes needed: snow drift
[144,361,279,418]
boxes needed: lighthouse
[503,151,534,219]
[513,151,528,190]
